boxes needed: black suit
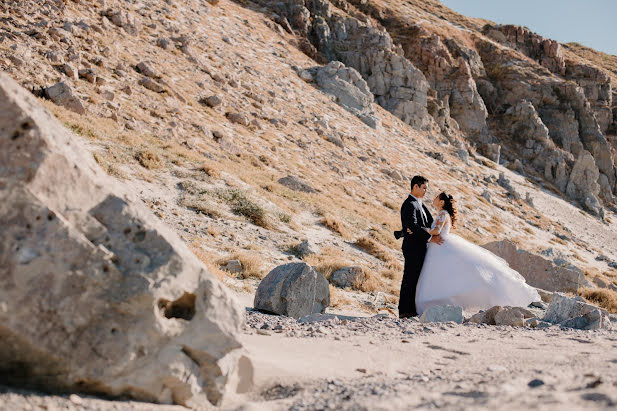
[399,195,433,317]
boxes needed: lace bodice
[430,210,451,237]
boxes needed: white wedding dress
[415,210,540,315]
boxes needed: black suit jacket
[400,195,433,250]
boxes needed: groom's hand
[430,234,444,245]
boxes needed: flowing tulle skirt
[415,234,540,315]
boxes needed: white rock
[0,73,251,406]
[420,305,463,324]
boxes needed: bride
[414,192,540,315]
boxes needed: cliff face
[257,0,617,215]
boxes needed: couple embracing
[397,175,540,318]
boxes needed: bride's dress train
[415,210,540,315]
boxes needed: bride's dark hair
[439,192,457,228]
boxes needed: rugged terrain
[1,0,617,409]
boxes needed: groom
[398,175,443,318]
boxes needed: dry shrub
[135,149,162,169]
[178,196,221,218]
[320,215,349,238]
[353,267,380,292]
[206,225,219,237]
[329,285,353,308]
[218,188,270,228]
[304,247,352,280]
[354,236,395,263]
[380,267,401,281]
[199,160,221,178]
[189,244,225,281]
[578,288,617,314]
[216,252,264,279]
[383,200,398,211]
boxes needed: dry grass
[216,188,270,228]
[320,215,350,238]
[304,247,352,280]
[216,252,264,279]
[135,149,163,169]
[578,288,617,314]
[178,196,222,218]
[198,160,222,178]
[189,244,226,281]
[352,267,381,292]
[354,235,396,264]
[329,285,354,308]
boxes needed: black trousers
[398,243,427,316]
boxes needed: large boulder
[312,61,381,128]
[544,293,611,330]
[482,240,592,292]
[0,73,251,406]
[254,263,330,319]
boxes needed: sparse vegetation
[217,188,270,228]
[216,252,264,279]
[320,215,350,238]
[578,288,617,314]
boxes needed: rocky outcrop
[566,61,613,134]
[260,0,431,128]
[481,240,592,292]
[484,24,566,76]
[544,293,612,330]
[254,263,330,319]
[566,151,604,216]
[398,26,488,137]
[0,74,251,406]
[310,61,380,128]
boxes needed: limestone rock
[330,266,364,289]
[277,175,316,193]
[544,293,611,330]
[139,77,165,93]
[44,81,86,114]
[227,112,250,126]
[0,73,251,406]
[136,61,157,78]
[223,260,243,274]
[312,61,380,129]
[296,239,320,258]
[482,240,592,292]
[419,305,463,324]
[254,263,330,319]
[493,307,534,327]
[566,150,603,216]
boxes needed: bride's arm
[425,212,447,235]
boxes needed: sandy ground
[3,294,616,411]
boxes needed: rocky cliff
[252,0,617,216]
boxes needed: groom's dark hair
[410,175,428,191]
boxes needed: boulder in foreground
[0,73,251,407]
[254,262,330,319]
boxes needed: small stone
[224,259,242,274]
[278,175,316,193]
[256,329,271,336]
[201,95,222,108]
[137,61,157,78]
[227,112,250,126]
[296,239,320,258]
[69,394,83,404]
[139,77,165,93]
[528,379,545,388]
